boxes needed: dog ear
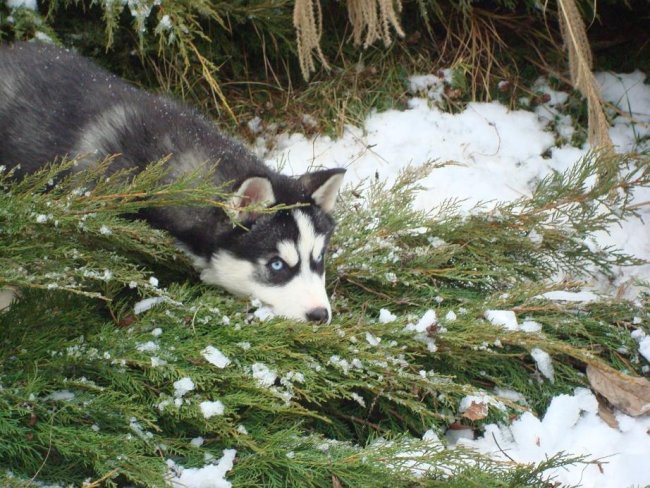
[299,168,346,214]
[230,177,276,222]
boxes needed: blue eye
[269,258,285,271]
[315,251,324,263]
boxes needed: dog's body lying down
[0,42,345,322]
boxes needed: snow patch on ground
[460,388,650,488]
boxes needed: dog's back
[0,42,267,183]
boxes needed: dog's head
[199,168,346,323]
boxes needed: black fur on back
[0,42,330,258]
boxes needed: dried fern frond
[293,0,331,80]
[347,0,405,48]
[556,0,612,148]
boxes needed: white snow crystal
[99,225,112,235]
[151,356,167,367]
[530,348,555,382]
[378,308,397,323]
[173,377,195,398]
[7,0,37,10]
[251,363,277,387]
[365,332,381,346]
[190,436,204,448]
[169,448,236,488]
[134,297,166,315]
[148,276,159,288]
[46,390,75,401]
[520,320,542,333]
[445,310,457,322]
[202,346,231,368]
[151,327,163,337]
[405,309,437,333]
[199,400,225,419]
[136,341,159,352]
[350,392,366,407]
[539,290,599,303]
[236,424,248,435]
[35,214,48,223]
[484,310,518,331]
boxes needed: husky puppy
[0,42,345,323]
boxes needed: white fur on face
[200,210,332,322]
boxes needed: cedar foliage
[0,152,648,486]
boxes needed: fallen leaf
[596,395,619,429]
[332,474,343,488]
[461,401,488,421]
[587,364,650,417]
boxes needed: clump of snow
[7,0,37,10]
[199,400,225,419]
[530,348,555,382]
[631,329,650,362]
[151,327,163,337]
[520,320,542,333]
[173,377,195,398]
[461,388,650,487]
[148,276,159,288]
[539,290,600,303]
[168,449,236,488]
[190,436,204,448]
[405,309,437,333]
[251,363,277,387]
[134,297,166,315]
[236,424,248,435]
[250,299,276,321]
[202,346,231,369]
[136,341,159,352]
[445,310,457,322]
[484,310,518,331]
[365,332,381,346]
[151,356,167,367]
[350,392,366,407]
[378,308,397,323]
[45,390,75,401]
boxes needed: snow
[134,297,166,315]
[539,290,600,303]
[405,309,436,334]
[484,310,518,331]
[199,400,225,419]
[631,329,650,362]
[173,377,195,398]
[254,69,650,486]
[460,388,650,488]
[45,390,75,401]
[530,347,555,382]
[7,0,37,10]
[365,331,381,346]
[202,346,231,369]
[168,449,236,488]
[378,308,397,323]
[251,362,277,387]
[136,340,158,352]
[520,320,542,333]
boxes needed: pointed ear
[299,168,346,214]
[230,177,275,221]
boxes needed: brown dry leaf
[587,364,650,417]
[596,395,619,429]
[461,401,489,421]
[332,474,343,488]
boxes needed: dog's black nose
[306,307,329,323]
